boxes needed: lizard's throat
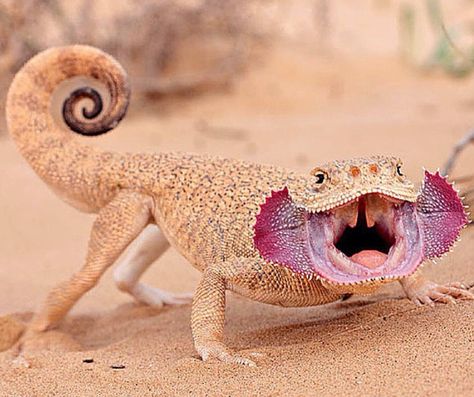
[254,189,424,285]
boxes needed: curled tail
[6,45,131,212]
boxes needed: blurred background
[1,0,474,313]
[2,1,474,99]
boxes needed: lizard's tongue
[350,250,387,269]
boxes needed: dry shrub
[0,0,266,128]
[70,0,263,98]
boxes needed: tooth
[348,210,358,228]
[365,204,375,227]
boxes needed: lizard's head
[254,156,468,290]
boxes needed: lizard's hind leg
[113,224,193,307]
[29,191,154,332]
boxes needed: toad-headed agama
[6,45,473,366]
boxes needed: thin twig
[442,130,474,176]
[439,22,474,66]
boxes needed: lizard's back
[151,152,292,272]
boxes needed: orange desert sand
[0,43,473,396]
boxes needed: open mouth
[334,197,394,268]
[313,193,424,284]
[254,189,425,285]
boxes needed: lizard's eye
[396,163,404,177]
[311,168,328,185]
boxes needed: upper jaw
[308,195,424,285]
[289,178,419,213]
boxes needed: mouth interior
[335,199,394,261]
[320,193,423,279]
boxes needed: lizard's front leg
[191,263,257,366]
[400,272,474,306]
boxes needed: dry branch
[442,130,474,223]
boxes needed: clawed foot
[132,284,193,308]
[402,278,474,307]
[196,341,258,367]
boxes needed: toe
[413,299,422,306]
[430,291,456,305]
[197,342,257,367]
[232,356,256,367]
[419,295,435,307]
[437,285,474,300]
[220,352,256,367]
[445,282,467,289]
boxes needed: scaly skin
[6,46,473,366]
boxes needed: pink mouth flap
[416,171,468,259]
[253,188,315,275]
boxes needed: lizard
[6,45,474,366]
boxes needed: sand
[0,41,473,396]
